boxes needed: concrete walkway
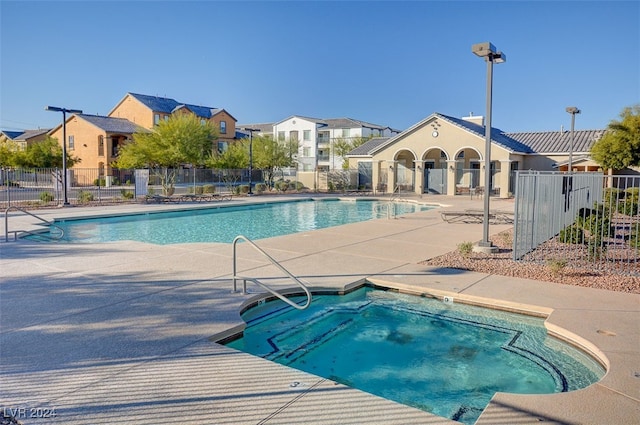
[1,195,638,424]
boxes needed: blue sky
[1,1,638,134]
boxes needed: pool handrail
[231,234,312,310]
[4,206,65,242]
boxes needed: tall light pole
[46,105,82,206]
[472,42,506,252]
[565,107,581,174]
[242,128,260,195]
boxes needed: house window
[220,121,227,134]
[278,131,285,141]
[201,119,206,125]
[98,135,104,156]
[68,135,74,150]
[341,128,350,138]
[303,130,311,141]
[303,147,311,157]
[164,115,169,121]
[154,114,160,125]
[217,141,228,153]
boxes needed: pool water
[226,286,605,425]
[46,199,432,244]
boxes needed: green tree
[11,137,80,168]
[0,141,19,167]
[207,140,248,192]
[590,105,640,171]
[251,134,298,189]
[114,114,218,195]
[333,136,371,169]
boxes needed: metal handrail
[232,235,312,310]
[4,206,65,242]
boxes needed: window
[278,131,285,141]
[164,115,169,121]
[341,128,350,138]
[217,141,228,153]
[201,119,206,125]
[303,130,311,141]
[303,147,311,157]
[154,114,160,125]
[68,135,74,150]
[220,120,227,134]
[98,135,104,156]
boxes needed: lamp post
[472,42,506,252]
[242,128,260,195]
[46,105,83,206]
[565,107,581,174]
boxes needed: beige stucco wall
[354,117,515,197]
[50,117,104,170]
[109,94,156,128]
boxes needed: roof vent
[462,114,484,126]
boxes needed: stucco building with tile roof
[346,112,610,198]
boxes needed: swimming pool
[44,199,433,244]
[226,286,605,425]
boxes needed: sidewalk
[1,195,638,424]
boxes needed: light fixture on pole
[242,128,260,195]
[565,107,580,174]
[472,42,506,252]
[46,105,83,206]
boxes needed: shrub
[255,183,267,193]
[203,184,216,194]
[457,241,473,257]
[77,190,94,203]
[275,180,289,192]
[546,258,567,276]
[120,189,134,199]
[239,185,250,194]
[39,191,55,203]
[293,181,305,191]
[94,178,106,186]
[559,224,585,244]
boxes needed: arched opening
[422,148,448,194]
[393,149,417,192]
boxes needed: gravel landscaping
[420,228,640,294]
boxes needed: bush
[77,190,94,203]
[239,185,250,194]
[120,189,134,199]
[559,224,585,244]
[546,258,567,276]
[275,180,289,192]
[293,181,305,191]
[457,241,473,257]
[94,178,106,186]
[202,184,216,194]
[255,183,267,193]
[39,192,55,203]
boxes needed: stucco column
[446,160,457,196]
[372,160,381,194]
[414,160,425,195]
[387,160,397,193]
[499,160,512,198]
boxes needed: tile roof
[348,137,390,156]
[128,93,224,120]
[1,130,25,140]
[323,118,387,130]
[235,123,274,133]
[504,129,606,154]
[14,129,51,140]
[274,115,327,126]
[78,114,143,134]
[436,113,535,154]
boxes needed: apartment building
[238,115,400,171]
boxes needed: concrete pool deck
[1,195,638,424]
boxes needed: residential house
[238,115,400,171]
[46,92,238,183]
[0,128,50,151]
[48,114,143,185]
[108,92,238,152]
[346,112,608,198]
